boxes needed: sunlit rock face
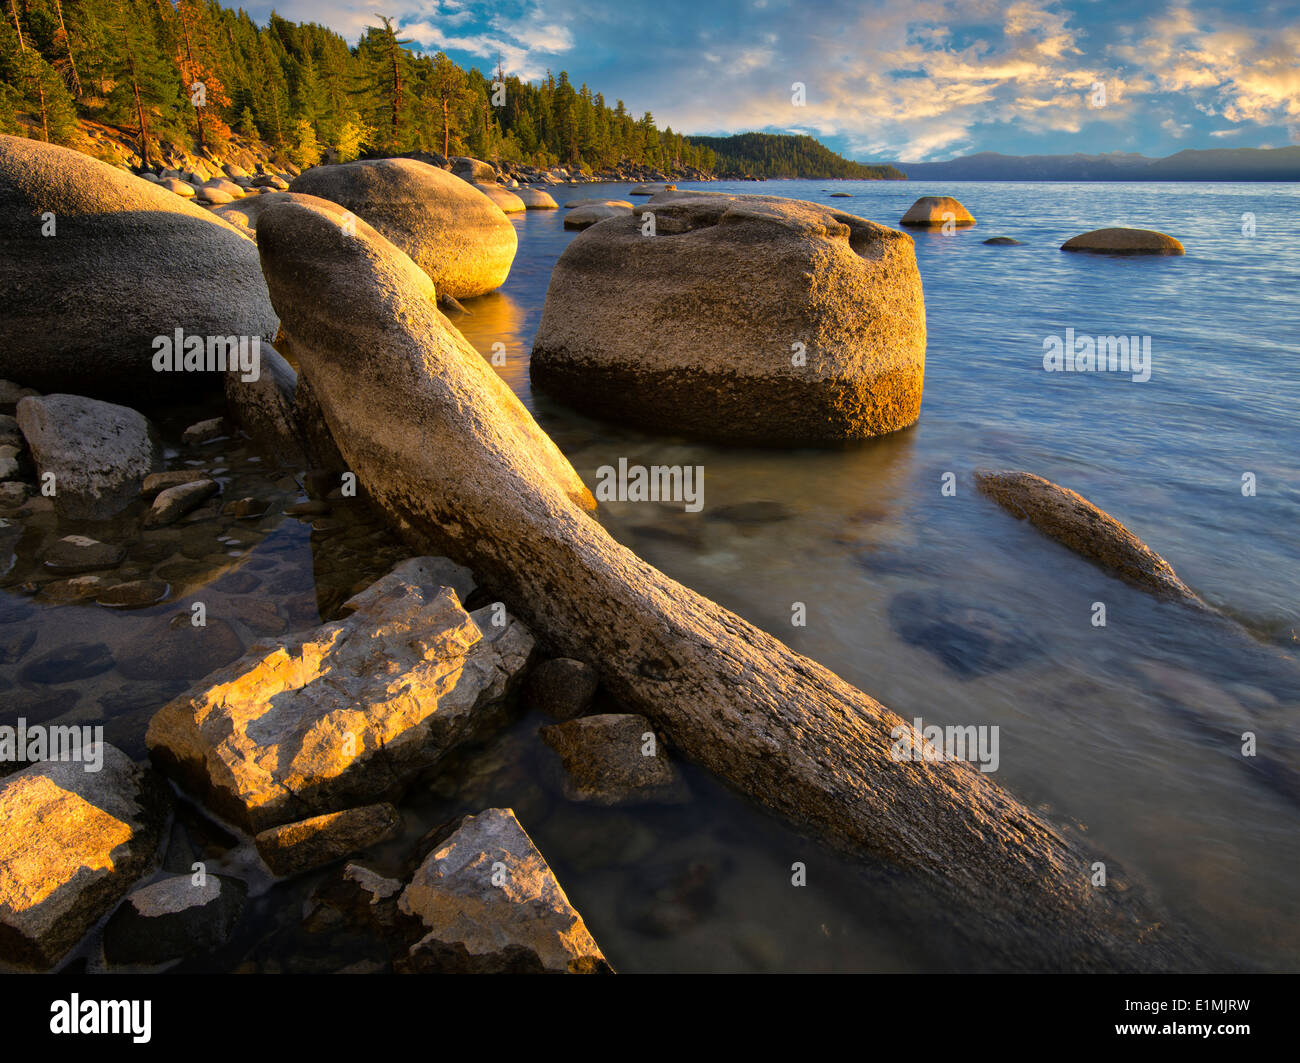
[0,745,169,969]
[531,190,927,445]
[146,557,534,833]
[1060,227,1184,255]
[398,808,612,974]
[287,158,518,298]
[899,195,976,227]
[0,135,278,401]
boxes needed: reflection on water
[3,180,1297,972]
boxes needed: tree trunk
[52,0,82,98]
[175,0,205,151]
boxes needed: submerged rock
[524,657,598,720]
[974,469,1203,604]
[628,182,676,195]
[888,590,1043,678]
[0,136,277,400]
[102,874,246,966]
[397,808,612,973]
[540,714,689,805]
[984,236,1022,245]
[0,746,168,968]
[899,195,976,227]
[288,159,517,298]
[533,190,926,445]
[144,478,219,527]
[41,534,127,573]
[17,394,161,520]
[1061,228,1184,255]
[146,558,534,832]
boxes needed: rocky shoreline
[0,132,1277,974]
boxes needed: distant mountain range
[883,146,1300,180]
[886,146,1300,181]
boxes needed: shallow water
[3,179,1297,972]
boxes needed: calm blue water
[454,179,1300,969]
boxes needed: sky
[250,0,1300,162]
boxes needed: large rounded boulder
[288,158,517,298]
[531,190,926,445]
[0,135,278,401]
[1061,227,1184,255]
[899,195,975,228]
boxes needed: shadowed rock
[540,714,689,805]
[974,469,1204,605]
[17,394,161,521]
[254,195,1210,971]
[0,135,277,400]
[1061,228,1184,255]
[533,189,927,446]
[288,158,517,298]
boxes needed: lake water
[455,179,1300,971]
[2,179,1297,972]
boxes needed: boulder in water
[534,189,926,445]
[899,195,976,227]
[1061,227,1184,255]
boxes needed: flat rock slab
[540,714,689,806]
[17,394,161,521]
[255,803,400,877]
[42,534,127,573]
[146,557,533,832]
[398,808,612,973]
[0,746,168,968]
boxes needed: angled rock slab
[398,808,612,973]
[0,746,169,968]
[146,558,533,832]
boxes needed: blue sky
[253,0,1300,161]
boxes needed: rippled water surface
[3,179,1297,972]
